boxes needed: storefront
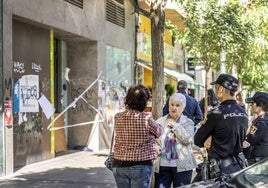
[135,14,203,102]
[105,45,132,126]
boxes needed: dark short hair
[256,98,268,112]
[125,84,150,111]
[177,80,188,91]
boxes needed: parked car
[182,157,268,188]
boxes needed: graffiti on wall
[13,112,42,134]
[13,75,39,113]
[41,77,50,93]
[14,132,42,157]
[32,62,42,73]
[4,78,12,97]
[13,61,26,74]
[70,86,96,115]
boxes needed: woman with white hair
[154,93,197,187]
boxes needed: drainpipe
[50,29,55,154]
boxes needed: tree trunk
[151,2,165,120]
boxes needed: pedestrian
[199,88,219,117]
[236,91,246,109]
[163,80,203,128]
[243,91,268,165]
[112,84,163,188]
[154,93,196,187]
[194,74,248,179]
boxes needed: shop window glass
[105,45,131,126]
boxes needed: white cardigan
[153,114,197,173]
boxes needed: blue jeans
[113,165,152,188]
[154,166,192,188]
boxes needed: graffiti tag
[13,61,25,73]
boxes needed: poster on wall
[14,75,39,113]
[98,79,106,111]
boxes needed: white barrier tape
[47,72,102,130]
[49,119,105,131]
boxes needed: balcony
[137,0,185,29]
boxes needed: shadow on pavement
[0,150,117,188]
[0,166,116,188]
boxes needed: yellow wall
[138,14,172,45]
[144,68,152,87]
[138,14,175,88]
[138,14,174,65]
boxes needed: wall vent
[106,0,125,28]
[64,0,83,9]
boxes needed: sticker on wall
[65,67,70,82]
[4,100,13,126]
[14,75,39,113]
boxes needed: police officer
[243,91,268,165]
[194,74,248,179]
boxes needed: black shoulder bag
[104,130,114,171]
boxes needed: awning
[164,66,194,83]
[136,60,204,89]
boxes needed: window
[106,0,125,28]
[63,0,83,9]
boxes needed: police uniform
[194,74,248,179]
[244,92,268,165]
[194,100,248,175]
[245,114,268,164]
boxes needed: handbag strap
[109,129,115,154]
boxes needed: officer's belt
[217,156,238,168]
[248,156,263,165]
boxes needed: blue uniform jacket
[194,100,248,159]
[245,113,268,159]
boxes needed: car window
[229,158,268,187]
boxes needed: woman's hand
[243,140,250,148]
[155,145,162,156]
[167,118,176,129]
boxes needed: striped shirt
[113,109,163,162]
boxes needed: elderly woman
[154,93,197,187]
[112,84,163,188]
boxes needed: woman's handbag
[104,130,114,171]
[104,152,114,171]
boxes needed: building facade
[1,0,136,176]
[0,0,206,177]
[135,7,204,102]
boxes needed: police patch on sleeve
[249,125,258,134]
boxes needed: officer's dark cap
[210,74,238,91]
[245,91,268,104]
[177,80,188,90]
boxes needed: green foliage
[240,4,268,91]
[174,0,268,91]
[165,84,175,98]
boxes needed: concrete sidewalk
[0,150,117,188]
[0,149,202,188]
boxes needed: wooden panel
[54,113,67,152]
